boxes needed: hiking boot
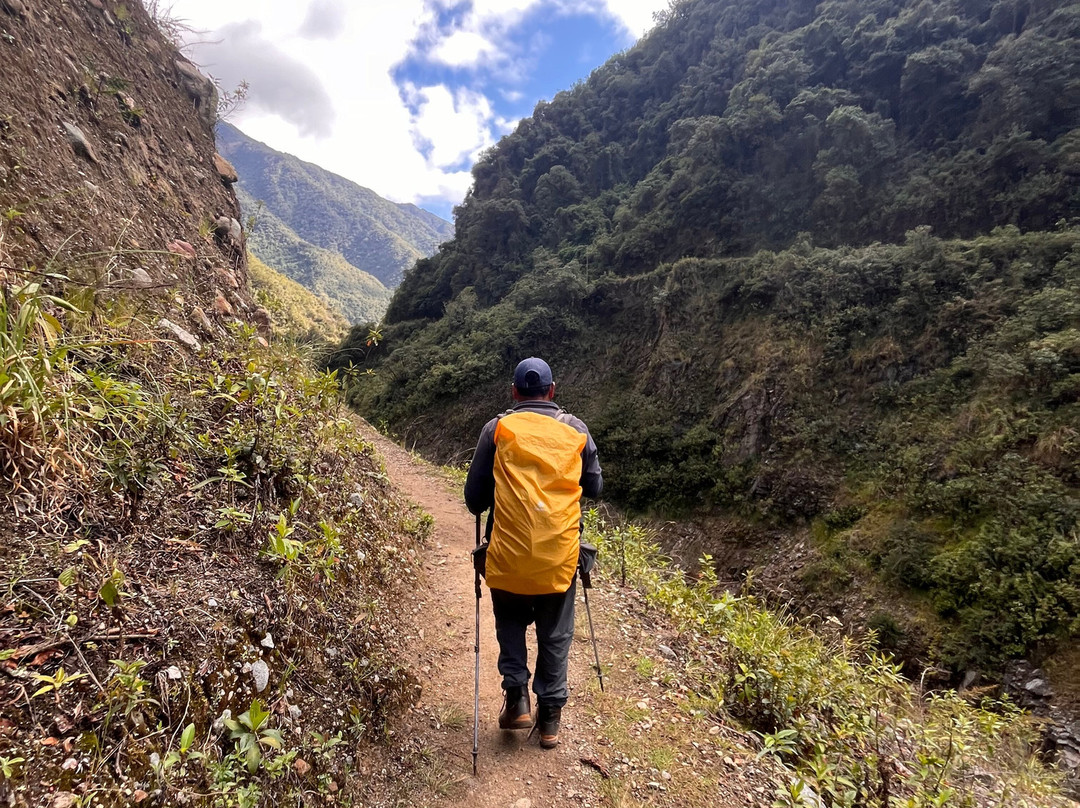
[498,686,533,730]
[537,704,561,749]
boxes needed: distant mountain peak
[216,123,453,320]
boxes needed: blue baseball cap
[513,357,553,393]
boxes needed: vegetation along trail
[359,422,781,808]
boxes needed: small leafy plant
[157,722,198,775]
[31,667,88,703]
[215,505,254,533]
[102,658,158,727]
[0,755,25,779]
[224,699,284,774]
[98,564,127,608]
[265,512,304,565]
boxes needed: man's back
[463,357,603,750]
[485,409,588,594]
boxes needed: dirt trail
[360,423,606,808]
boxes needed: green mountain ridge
[239,186,392,324]
[247,251,350,343]
[218,123,453,291]
[336,0,1080,670]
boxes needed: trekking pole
[578,553,605,693]
[472,512,481,776]
[582,584,604,692]
[620,526,626,588]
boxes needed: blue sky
[168,0,667,220]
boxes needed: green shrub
[585,510,1070,808]
[931,522,1080,667]
[867,610,905,653]
[799,557,854,595]
[874,521,937,590]
[821,505,866,531]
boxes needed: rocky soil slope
[0,0,253,329]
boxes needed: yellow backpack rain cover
[486,411,587,595]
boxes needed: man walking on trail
[464,357,603,749]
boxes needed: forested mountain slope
[218,123,453,293]
[247,252,350,343]
[337,0,1080,669]
[239,186,392,324]
[385,0,1077,323]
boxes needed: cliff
[0,0,253,327]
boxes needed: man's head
[512,357,555,401]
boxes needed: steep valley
[337,0,1080,786]
[217,123,453,324]
[2,0,1079,805]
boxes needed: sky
[166,0,670,221]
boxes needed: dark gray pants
[490,579,576,708]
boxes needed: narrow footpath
[360,421,779,808]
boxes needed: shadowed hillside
[0,3,439,805]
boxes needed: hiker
[464,357,603,749]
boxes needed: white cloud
[190,20,336,137]
[171,0,473,208]
[430,30,502,67]
[417,0,537,70]
[408,84,498,167]
[415,0,667,73]
[165,0,671,213]
[299,0,347,40]
[597,0,666,37]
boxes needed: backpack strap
[486,406,518,540]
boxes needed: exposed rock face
[214,267,240,290]
[251,306,272,338]
[213,153,238,184]
[190,306,214,336]
[1003,661,1080,797]
[1004,661,1054,714]
[127,267,154,289]
[175,58,219,129]
[158,318,201,352]
[61,122,97,163]
[167,239,197,260]
[0,0,250,315]
[0,0,26,18]
[215,216,242,245]
[250,659,269,692]
[212,292,233,317]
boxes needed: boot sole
[539,734,558,749]
[498,716,534,730]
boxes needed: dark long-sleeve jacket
[464,399,602,516]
